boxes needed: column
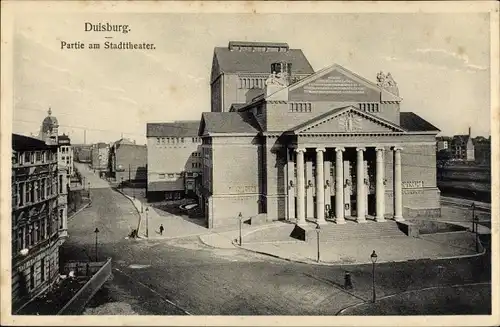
[335,147,345,224]
[356,147,366,223]
[295,148,306,225]
[375,147,386,222]
[286,148,296,221]
[324,159,332,217]
[306,159,314,219]
[393,146,404,221]
[315,148,326,225]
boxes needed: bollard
[344,272,353,289]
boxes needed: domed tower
[39,107,59,144]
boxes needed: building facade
[109,138,147,183]
[436,136,452,152]
[146,121,202,200]
[91,142,109,174]
[11,134,63,311]
[450,127,475,161]
[58,134,74,176]
[199,42,441,228]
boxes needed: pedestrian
[159,224,164,235]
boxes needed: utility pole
[84,129,86,145]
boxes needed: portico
[287,144,403,225]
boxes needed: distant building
[109,138,147,183]
[436,136,452,151]
[146,121,202,200]
[73,144,92,163]
[473,136,491,165]
[37,109,70,239]
[91,142,109,173]
[451,127,475,161]
[210,41,314,113]
[38,108,58,145]
[58,134,74,176]
[11,134,63,311]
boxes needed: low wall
[57,258,112,315]
[404,207,441,218]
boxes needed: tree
[436,149,452,180]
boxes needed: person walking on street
[159,224,164,236]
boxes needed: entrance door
[343,160,352,217]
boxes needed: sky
[12,12,491,144]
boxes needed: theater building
[199,41,441,228]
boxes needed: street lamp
[145,207,149,238]
[474,215,480,253]
[238,212,243,246]
[121,177,124,191]
[370,250,378,303]
[94,228,100,262]
[316,225,321,262]
[471,202,476,232]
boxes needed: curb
[67,202,91,221]
[114,188,141,218]
[231,240,488,266]
[336,281,492,315]
[198,234,237,249]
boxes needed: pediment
[287,64,402,103]
[293,106,406,134]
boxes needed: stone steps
[307,221,405,241]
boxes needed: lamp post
[474,215,479,253]
[471,202,476,232]
[238,212,243,246]
[94,227,100,262]
[316,225,321,262]
[121,177,124,191]
[370,250,378,303]
[145,207,149,238]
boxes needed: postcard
[1,1,499,326]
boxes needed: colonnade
[287,146,404,224]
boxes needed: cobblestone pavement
[61,163,491,315]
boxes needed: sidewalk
[113,187,486,265]
[200,221,485,265]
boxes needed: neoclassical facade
[199,42,441,228]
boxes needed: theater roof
[399,112,440,132]
[212,42,314,82]
[147,121,201,137]
[199,111,261,135]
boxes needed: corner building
[199,41,441,228]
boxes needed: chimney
[468,126,471,137]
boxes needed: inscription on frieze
[303,75,366,95]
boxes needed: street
[61,163,491,315]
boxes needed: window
[59,175,63,194]
[35,222,40,243]
[159,174,165,179]
[42,151,46,163]
[41,219,46,241]
[16,229,23,252]
[19,183,24,206]
[168,173,175,178]
[30,182,35,203]
[25,152,30,164]
[59,209,64,229]
[40,258,45,282]
[156,138,161,144]
[30,264,35,289]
